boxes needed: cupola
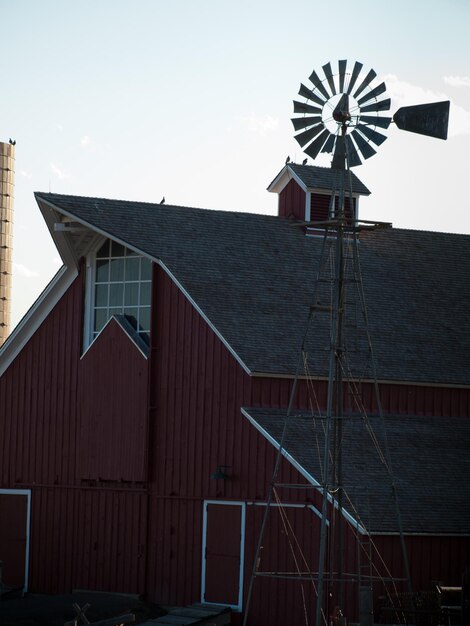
[267,162,370,226]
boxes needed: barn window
[85,239,152,347]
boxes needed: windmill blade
[357,123,388,146]
[351,129,377,160]
[322,62,336,96]
[353,69,377,99]
[360,98,391,113]
[291,116,323,131]
[299,83,326,107]
[357,82,387,106]
[293,100,323,115]
[345,135,362,167]
[346,61,363,95]
[321,133,336,154]
[305,128,330,159]
[294,123,325,147]
[338,60,347,93]
[359,115,392,129]
[394,101,450,140]
[308,69,330,101]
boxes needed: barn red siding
[0,273,83,487]
[78,318,149,481]
[145,265,470,623]
[0,268,149,594]
[278,178,306,220]
[1,257,469,620]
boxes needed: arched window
[86,239,152,347]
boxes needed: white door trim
[201,500,246,611]
[0,489,31,592]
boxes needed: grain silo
[0,140,15,346]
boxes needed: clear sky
[1,0,469,328]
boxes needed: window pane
[139,306,150,331]
[95,284,109,307]
[96,260,109,283]
[124,308,138,329]
[141,259,152,280]
[96,240,110,258]
[110,258,124,282]
[109,283,124,307]
[94,309,108,333]
[111,241,125,257]
[90,244,151,346]
[125,258,139,281]
[124,282,139,306]
[140,282,151,306]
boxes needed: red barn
[0,163,469,624]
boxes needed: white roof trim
[0,265,78,376]
[3,195,252,379]
[80,315,149,361]
[267,165,362,197]
[267,165,304,194]
[158,260,251,375]
[240,407,366,534]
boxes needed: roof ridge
[34,191,278,220]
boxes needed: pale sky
[1,0,469,328]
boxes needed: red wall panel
[1,255,469,621]
[278,178,306,220]
[146,264,470,624]
[78,318,149,482]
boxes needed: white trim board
[201,500,246,612]
[0,266,77,377]
[240,408,365,534]
[0,489,31,592]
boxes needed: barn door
[0,490,30,591]
[201,501,245,610]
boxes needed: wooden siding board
[278,178,306,220]
[78,317,148,482]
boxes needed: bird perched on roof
[160,196,165,204]
[285,156,290,164]
[9,138,16,146]
[302,158,308,165]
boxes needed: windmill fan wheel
[292,60,392,169]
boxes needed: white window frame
[83,239,152,350]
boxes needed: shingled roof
[242,407,470,534]
[268,163,371,195]
[35,192,470,386]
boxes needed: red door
[0,492,29,588]
[202,502,245,608]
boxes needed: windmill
[291,60,449,170]
[293,61,451,625]
[243,62,450,626]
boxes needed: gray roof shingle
[35,191,470,386]
[243,407,470,534]
[269,163,371,195]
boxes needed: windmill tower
[243,61,450,626]
[0,140,15,346]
